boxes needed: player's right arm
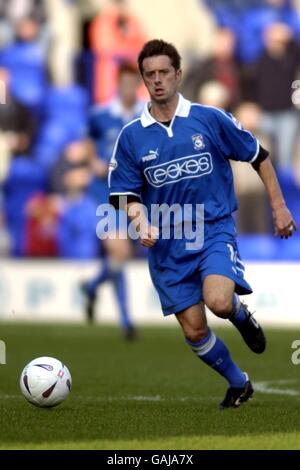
[108,127,158,247]
[125,201,159,247]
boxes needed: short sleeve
[214,109,259,163]
[108,129,142,199]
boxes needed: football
[20,356,72,408]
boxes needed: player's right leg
[175,303,253,409]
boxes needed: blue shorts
[148,216,252,316]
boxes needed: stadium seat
[43,84,89,121]
[33,120,85,170]
[237,234,278,261]
[275,235,300,261]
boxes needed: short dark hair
[138,39,182,75]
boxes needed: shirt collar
[140,94,191,128]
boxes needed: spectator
[231,102,272,234]
[0,67,36,134]
[242,22,300,169]
[24,193,60,257]
[57,165,98,259]
[49,139,98,259]
[50,138,92,193]
[2,131,47,256]
[204,0,300,63]
[0,0,46,47]
[181,28,240,110]
[0,67,36,182]
[197,81,231,109]
[0,16,48,112]
[89,0,147,102]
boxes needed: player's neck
[150,94,179,123]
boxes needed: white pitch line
[253,380,300,397]
[0,394,22,400]
[2,380,300,402]
[74,395,219,402]
[0,394,218,402]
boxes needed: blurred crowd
[0,0,299,261]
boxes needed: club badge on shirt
[192,134,205,150]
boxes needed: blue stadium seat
[238,233,300,261]
[237,234,278,261]
[275,235,300,261]
[43,85,89,121]
[33,121,85,170]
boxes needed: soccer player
[82,63,144,340]
[108,40,296,407]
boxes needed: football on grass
[20,356,72,407]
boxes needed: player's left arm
[212,109,296,239]
[254,156,297,239]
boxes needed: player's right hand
[140,225,159,248]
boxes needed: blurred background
[0,0,299,327]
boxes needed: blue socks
[111,270,132,329]
[85,259,110,296]
[229,293,248,326]
[85,259,133,329]
[186,329,246,388]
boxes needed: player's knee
[205,295,232,318]
[185,325,208,343]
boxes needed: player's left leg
[203,275,266,354]
[176,303,253,409]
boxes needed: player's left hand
[272,205,297,239]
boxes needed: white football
[20,356,72,408]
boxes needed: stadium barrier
[0,260,299,326]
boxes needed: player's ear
[176,68,182,82]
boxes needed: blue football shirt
[109,94,259,224]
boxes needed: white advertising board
[0,260,299,327]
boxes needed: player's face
[141,55,182,105]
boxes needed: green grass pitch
[0,323,300,450]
